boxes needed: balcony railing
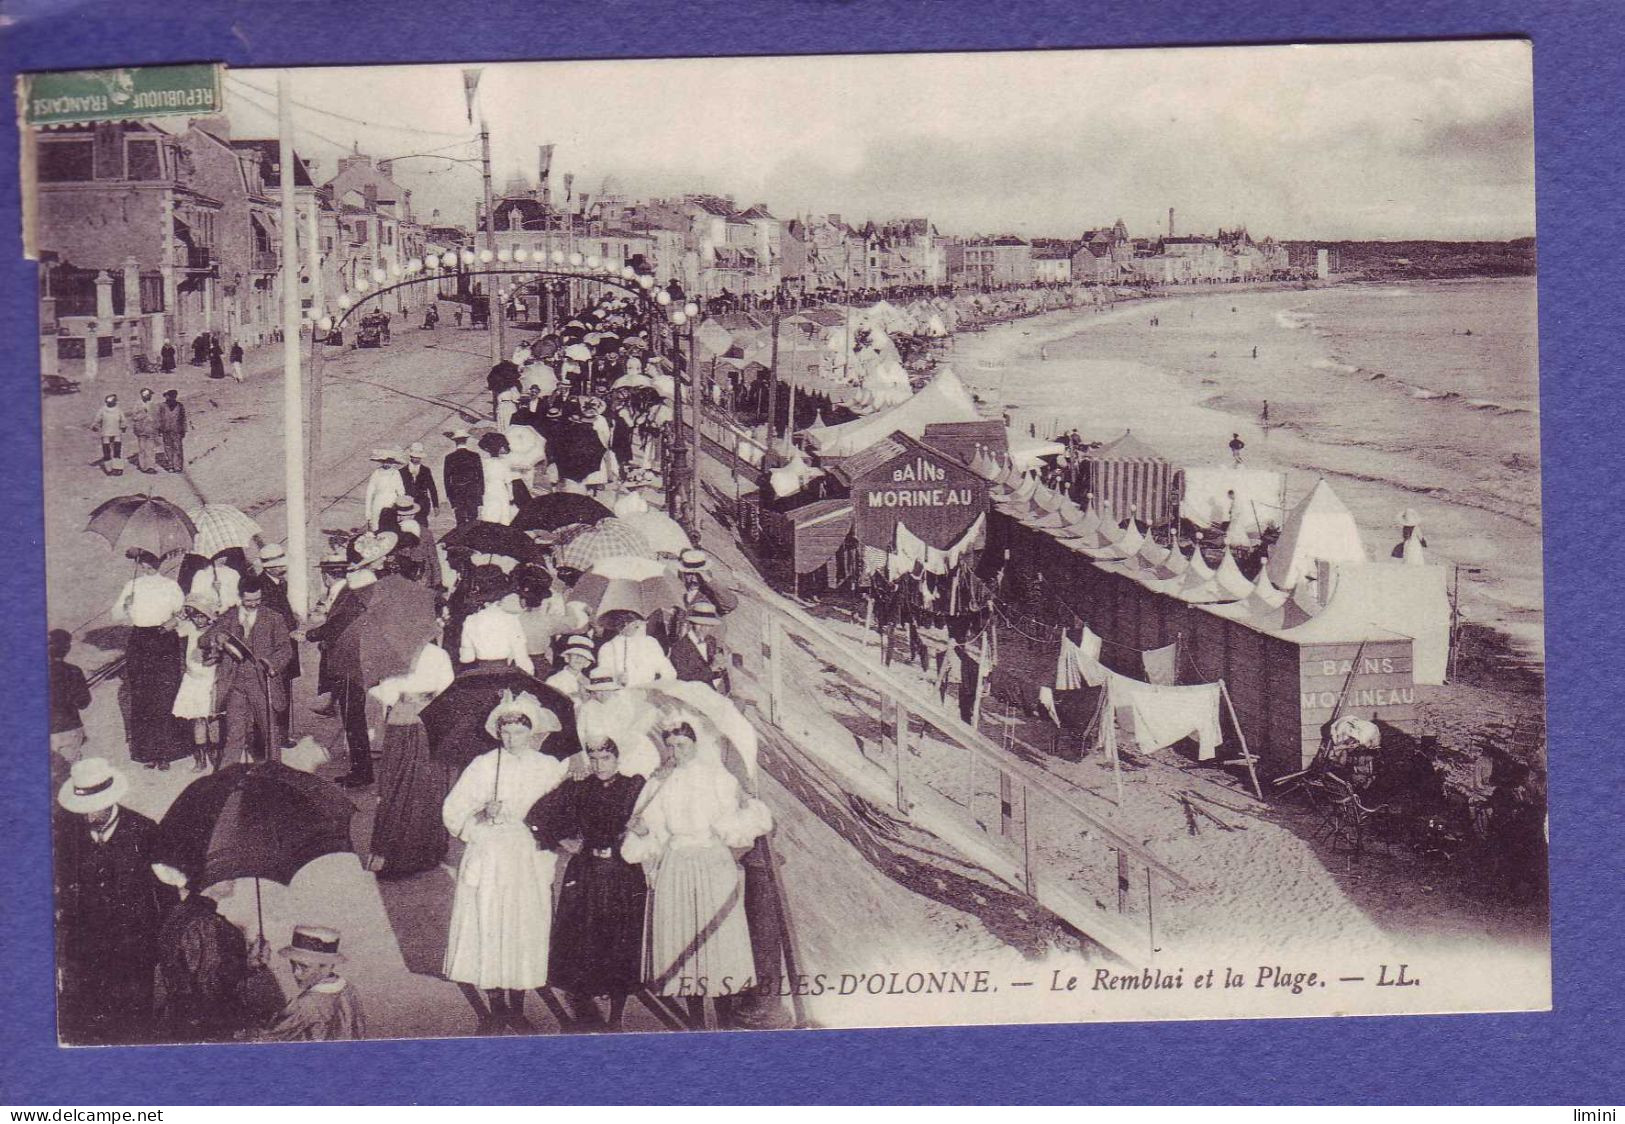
[251,250,278,273]
[176,244,215,270]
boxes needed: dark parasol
[512,492,613,533]
[420,663,580,769]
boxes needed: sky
[224,40,1536,242]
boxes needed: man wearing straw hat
[254,925,367,1041]
[53,758,174,1044]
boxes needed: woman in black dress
[529,740,646,1030]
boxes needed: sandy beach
[946,280,1545,666]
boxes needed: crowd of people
[53,285,787,1044]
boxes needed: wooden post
[1146,869,1157,955]
[1219,680,1265,799]
[969,630,990,731]
[1116,849,1130,913]
[998,769,1014,839]
[1103,687,1125,804]
[893,702,908,812]
[763,616,783,727]
[1019,783,1035,896]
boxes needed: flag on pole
[538,144,554,183]
[462,68,483,124]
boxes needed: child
[93,394,127,474]
[48,629,91,786]
[258,925,367,1041]
[171,601,224,772]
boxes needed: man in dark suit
[442,429,483,527]
[667,601,729,693]
[208,575,295,764]
[54,758,175,1045]
[255,543,302,748]
[399,442,440,518]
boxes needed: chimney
[1168,207,1175,237]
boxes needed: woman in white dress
[623,720,772,1028]
[171,601,224,773]
[442,691,569,1034]
[476,433,518,526]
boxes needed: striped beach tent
[1082,430,1174,527]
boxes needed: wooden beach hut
[1082,430,1176,527]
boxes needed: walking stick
[254,876,265,947]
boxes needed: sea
[954,277,1545,661]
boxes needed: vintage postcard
[20,39,1545,1044]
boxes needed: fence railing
[725,570,1191,964]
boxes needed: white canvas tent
[805,366,978,458]
[1267,478,1368,590]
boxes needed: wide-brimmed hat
[394,495,421,514]
[687,600,720,623]
[562,634,596,660]
[350,530,398,569]
[407,441,426,458]
[258,543,287,568]
[279,924,348,967]
[445,427,471,442]
[544,402,564,419]
[484,689,561,738]
[370,448,406,465]
[679,548,710,574]
[57,757,128,815]
[125,546,161,569]
[621,467,656,490]
[587,668,619,693]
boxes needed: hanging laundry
[1078,625,1104,663]
[1052,684,1105,734]
[1069,631,1108,687]
[1141,642,1179,686]
[1056,634,1083,691]
[1105,672,1223,760]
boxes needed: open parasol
[566,555,684,620]
[554,518,654,571]
[85,494,195,559]
[441,519,540,563]
[154,762,356,941]
[513,491,613,533]
[420,663,580,769]
[324,574,438,688]
[187,503,262,559]
[617,508,693,556]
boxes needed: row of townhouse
[479,182,954,301]
[29,118,426,376]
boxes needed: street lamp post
[479,119,505,366]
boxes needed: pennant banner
[461,68,483,124]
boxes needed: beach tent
[1267,479,1368,591]
[1007,435,1068,472]
[805,366,979,458]
[1212,549,1256,600]
[1317,561,1452,684]
[1177,465,1286,537]
[1082,430,1175,526]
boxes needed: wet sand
[946,282,1546,667]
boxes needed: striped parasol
[555,518,654,572]
[187,504,262,559]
